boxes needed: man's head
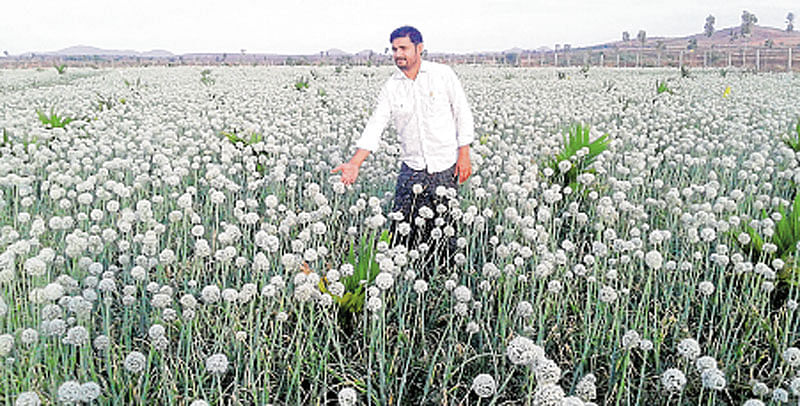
[390,26,423,72]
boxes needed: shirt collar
[393,59,428,80]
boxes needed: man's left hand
[454,145,472,184]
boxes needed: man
[332,25,474,256]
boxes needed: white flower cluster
[206,353,229,375]
[57,380,101,404]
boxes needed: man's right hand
[331,162,360,185]
[332,149,370,185]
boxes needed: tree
[505,53,518,65]
[741,10,758,36]
[688,38,698,50]
[704,15,715,37]
[622,31,630,42]
[637,30,646,46]
[788,12,795,32]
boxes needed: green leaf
[335,229,389,314]
[547,123,610,187]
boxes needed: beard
[395,57,411,70]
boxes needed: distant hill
[37,45,174,57]
[603,25,800,50]
[324,48,350,56]
[503,47,526,54]
[355,49,378,57]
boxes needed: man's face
[391,36,423,71]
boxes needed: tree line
[620,10,796,51]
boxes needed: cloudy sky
[2,0,797,55]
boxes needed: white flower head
[206,353,229,375]
[337,387,358,406]
[124,351,147,373]
[697,281,715,296]
[471,373,497,398]
[57,381,81,404]
[695,355,717,372]
[700,368,726,390]
[782,347,800,367]
[676,338,701,361]
[506,336,544,366]
[15,391,41,406]
[374,272,394,290]
[644,250,663,270]
[453,285,472,303]
[661,368,687,392]
[534,358,561,385]
[0,334,14,356]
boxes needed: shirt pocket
[391,99,413,130]
[424,89,451,118]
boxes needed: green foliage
[95,92,123,112]
[221,130,266,173]
[784,119,800,152]
[200,69,214,86]
[222,130,262,146]
[36,108,74,129]
[738,193,800,286]
[294,76,310,91]
[124,77,142,88]
[54,63,67,74]
[2,128,39,153]
[21,135,37,152]
[656,79,673,95]
[320,230,391,314]
[318,88,330,108]
[546,123,610,190]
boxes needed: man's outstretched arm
[332,83,390,185]
[331,148,370,185]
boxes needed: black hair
[390,26,423,45]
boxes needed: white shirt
[355,60,475,173]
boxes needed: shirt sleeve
[447,69,475,147]
[355,81,391,152]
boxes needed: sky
[2,0,798,55]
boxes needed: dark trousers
[390,162,458,263]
